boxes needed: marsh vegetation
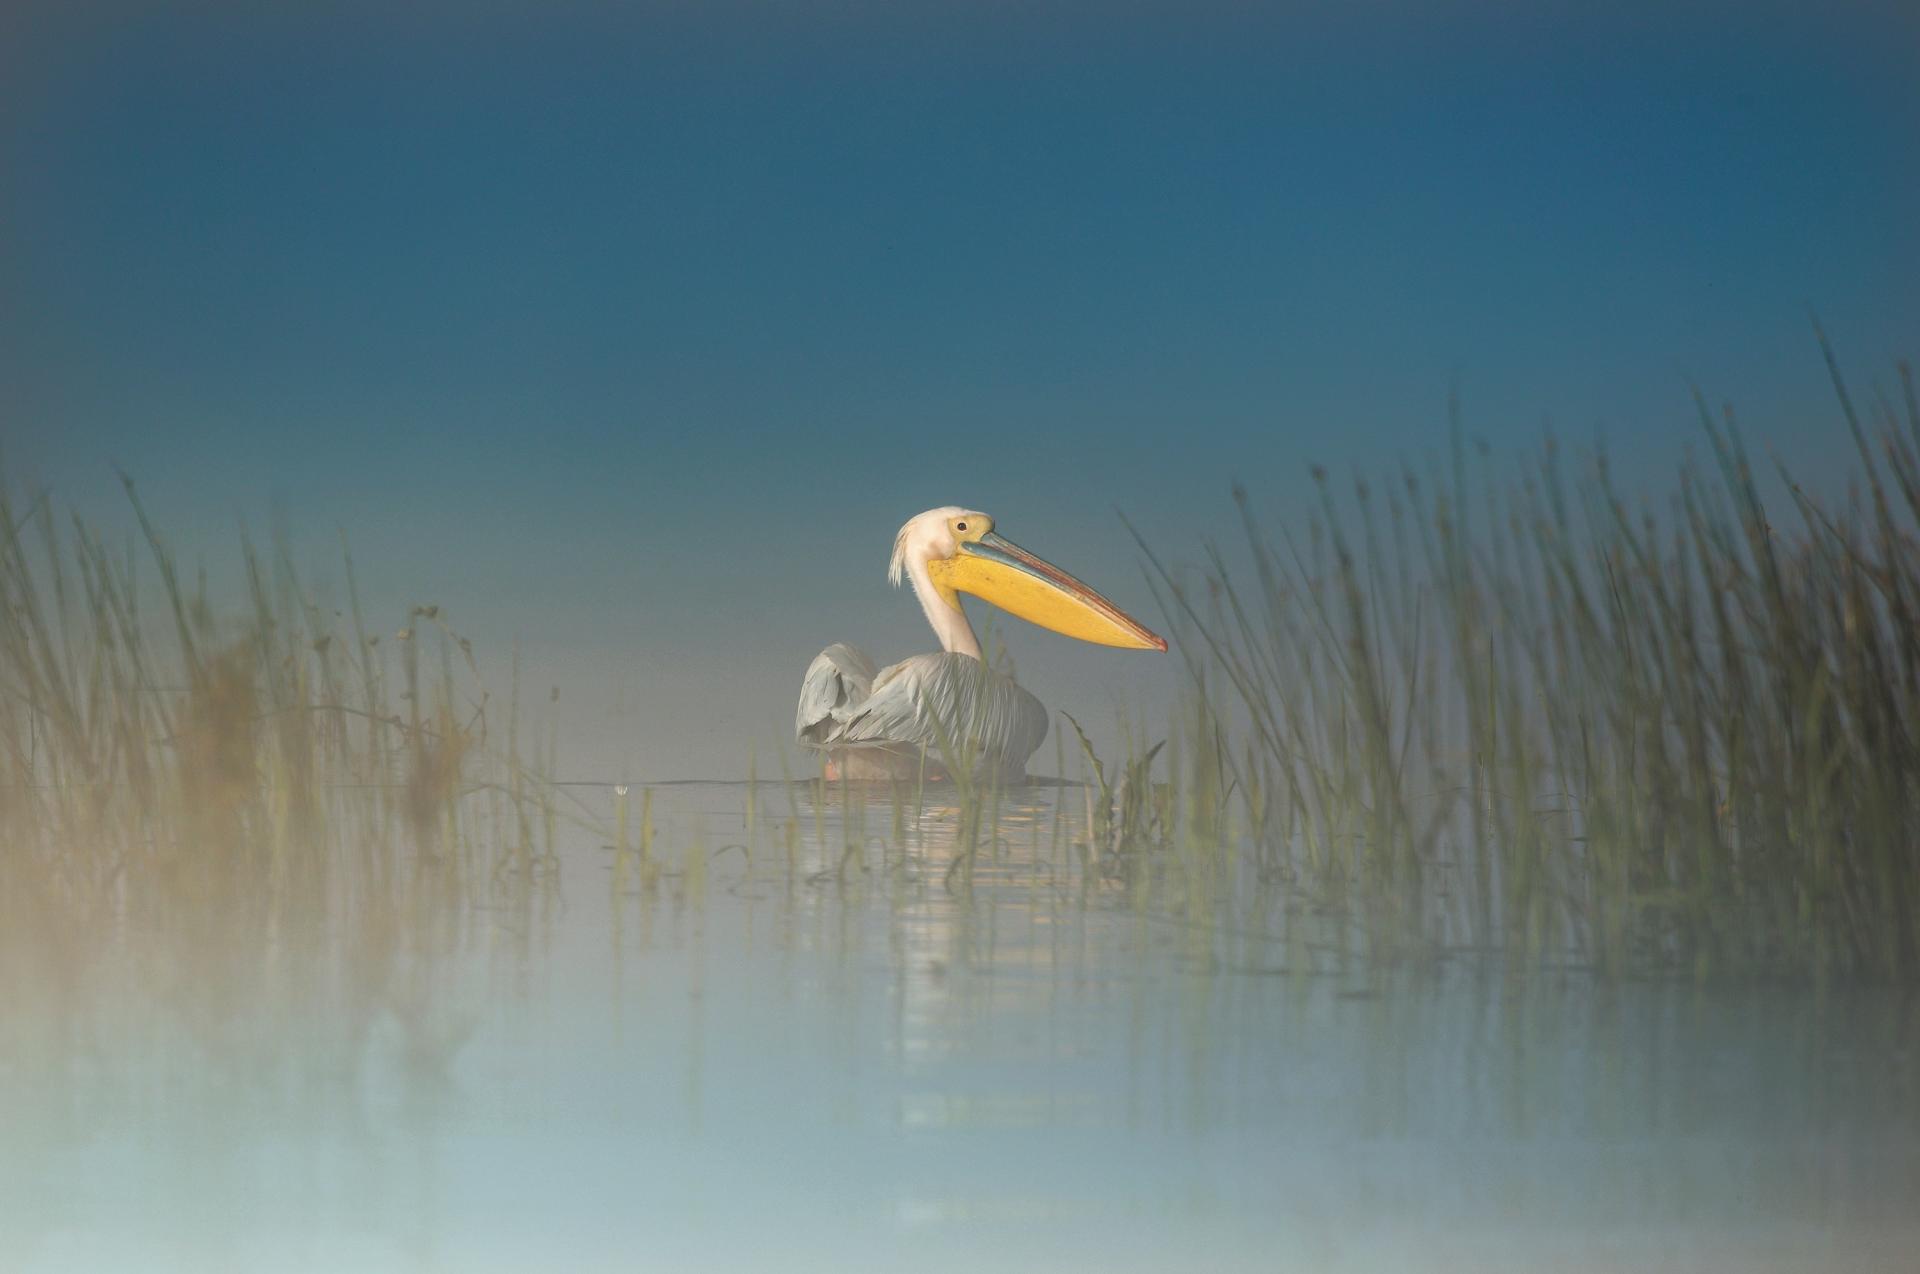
[1128,342,1920,982]
[3,349,1918,1269]
[6,347,1920,1010]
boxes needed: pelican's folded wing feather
[796,643,881,746]
[802,651,1046,771]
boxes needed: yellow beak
[925,532,1166,651]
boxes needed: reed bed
[10,342,1916,994]
[0,473,566,1063]
[1136,343,1920,982]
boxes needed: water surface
[4,783,1916,1272]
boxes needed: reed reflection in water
[3,781,1916,1273]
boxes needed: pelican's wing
[796,643,881,746]
[800,651,1048,776]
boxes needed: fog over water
[4,5,1919,1270]
[7,786,1917,1273]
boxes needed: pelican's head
[888,507,1166,652]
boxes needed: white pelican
[795,507,1165,783]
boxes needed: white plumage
[795,643,1048,783]
[794,507,1162,783]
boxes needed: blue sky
[4,2,1917,777]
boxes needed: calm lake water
[4,782,1917,1272]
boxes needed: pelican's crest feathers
[888,523,910,587]
[887,507,972,587]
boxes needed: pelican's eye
[956,521,968,532]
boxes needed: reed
[0,473,570,1054]
[1137,341,1920,981]
[14,341,1913,992]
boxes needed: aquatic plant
[11,338,1915,991]
[0,473,572,1066]
[1139,339,1920,981]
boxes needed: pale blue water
[3,784,1915,1272]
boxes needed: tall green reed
[1138,344,1920,982]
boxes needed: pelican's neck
[906,556,981,659]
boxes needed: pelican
[795,508,1165,783]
